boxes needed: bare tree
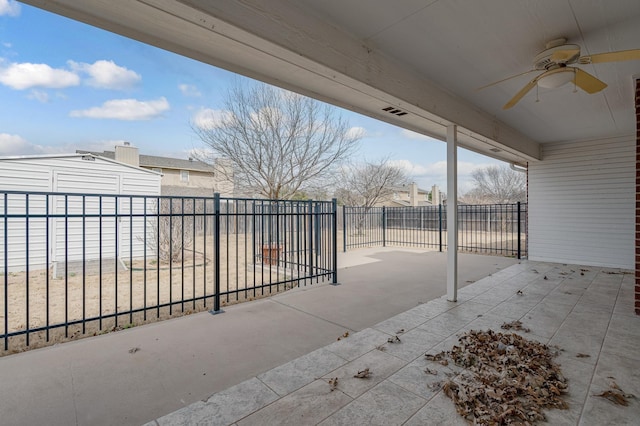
[193,82,361,199]
[335,159,408,208]
[465,164,526,203]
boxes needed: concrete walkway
[0,248,517,426]
[147,260,640,426]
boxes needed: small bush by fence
[342,202,527,258]
[0,191,337,354]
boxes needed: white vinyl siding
[0,155,161,273]
[528,136,634,269]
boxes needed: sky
[0,0,503,193]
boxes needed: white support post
[446,125,458,302]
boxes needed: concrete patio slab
[147,259,640,426]
[0,249,518,426]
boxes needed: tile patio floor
[145,261,640,426]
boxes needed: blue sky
[0,1,502,192]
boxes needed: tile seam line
[267,298,356,332]
[574,274,624,422]
[544,269,621,422]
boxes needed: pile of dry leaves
[428,329,568,424]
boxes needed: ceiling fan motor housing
[534,44,581,70]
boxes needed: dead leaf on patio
[437,329,568,424]
[375,344,387,352]
[337,331,349,341]
[387,335,401,343]
[428,381,443,390]
[328,377,338,391]
[128,347,140,354]
[501,320,531,333]
[544,275,548,280]
[594,381,635,406]
[425,351,447,362]
[396,328,406,334]
[424,368,438,375]
[354,368,371,379]
[517,290,524,295]
[576,353,590,358]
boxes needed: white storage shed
[0,154,162,274]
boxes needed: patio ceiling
[20,0,640,165]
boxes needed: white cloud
[69,60,141,90]
[389,159,497,193]
[27,89,49,103]
[70,97,170,120]
[345,126,366,139]
[0,135,134,156]
[389,159,432,176]
[2,41,12,48]
[0,133,34,155]
[0,0,20,17]
[192,108,231,129]
[400,129,436,141]
[0,62,80,90]
[178,83,201,97]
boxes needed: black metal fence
[1,191,337,353]
[342,203,527,257]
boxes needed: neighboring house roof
[386,199,434,207]
[76,150,214,173]
[139,154,214,172]
[389,185,429,194]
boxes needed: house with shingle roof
[77,142,234,197]
[379,183,444,207]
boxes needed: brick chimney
[431,184,441,205]
[115,142,139,167]
[409,182,419,206]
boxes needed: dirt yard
[0,233,320,355]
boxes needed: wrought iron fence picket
[343,203,527,258]
[0,190,337,352]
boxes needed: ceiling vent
[382,106,408,117]
[489,148,502,153]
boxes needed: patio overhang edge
[21,0,542,163]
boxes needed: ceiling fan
[479,38,640,110]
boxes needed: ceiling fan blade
[578,49,640,64]
[476,69,538,91]
[551,48,580,63]
[502,76,540,110]
[573,68,607,94]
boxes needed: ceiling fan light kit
[477,37,640,109]
[537,69,574,89]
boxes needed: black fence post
[332,198,338,284]
[211,193,223,314]
[382,206,387,247]
[517,201,521,260]
[308,199,314,277]
[342,205,347,253]
[438,203,443,252]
